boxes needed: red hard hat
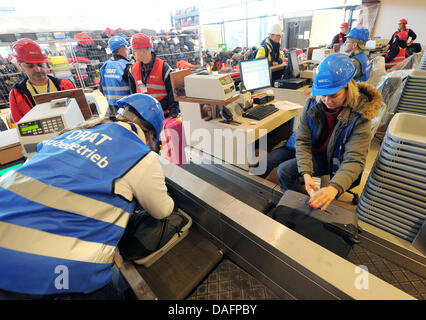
[398,31,408,41]
[399,18,408,24]
[12,38,48,64]
[340,22,350,28]
[131,33,153,49]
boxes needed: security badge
[137,80,147,94]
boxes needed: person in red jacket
[329,22,349,49]
[384,31,408,69]
[130,33,179,118]
[9,38,75,123]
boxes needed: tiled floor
[186,259,279,300]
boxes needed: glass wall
[200,0,361,51]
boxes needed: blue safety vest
[286,99,360,175]
[352,52,371,82]
[100,59,132,106]
[0,122,151,295]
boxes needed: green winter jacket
[295,82,382,197]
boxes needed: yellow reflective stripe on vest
[0,221,115,264]
[1,171,129,228]
[164,68,171,80]
[105,94,127,100]
[102,86,131,91]
[150,93,167,98]
[146,83,166,90]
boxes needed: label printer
[17,98,85,158]
[184,74,236,101]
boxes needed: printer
[17,98,85,158]
[184,74,236,100]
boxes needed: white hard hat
[270,23,282,36]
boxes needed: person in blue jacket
[0,94,174,299]
[342,26,371,82]
[100,36,136,116]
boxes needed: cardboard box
[0,129,24,165]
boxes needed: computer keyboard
[242,104,279,121]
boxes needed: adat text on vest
[42,130,113,169]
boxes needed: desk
[178,87,308,169]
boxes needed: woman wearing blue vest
[0,94,174,299]
[252,53,381,211]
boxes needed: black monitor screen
[288,50,300,78]
[239,58,271,91]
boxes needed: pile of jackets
[0,61,21,107]
[152,29,200,68]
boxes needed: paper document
[273,100,303,111]
[0,129,19,149]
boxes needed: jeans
[252,146,296,179]
[277,150,329,192]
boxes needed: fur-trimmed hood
[346,82,383,120]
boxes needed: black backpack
[118,206,189,261]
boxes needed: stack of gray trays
[396,70,426,115]
[356,112,426,243]
[418,51,426,70]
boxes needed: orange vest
[385,46,406,69]
[131,58,167,101]
[338,33,344,43]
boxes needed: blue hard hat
[117,94,164,142]
[312,53,356,96]
[347,26,369,42]
[108,36,129,52]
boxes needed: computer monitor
[239,58,271,92]
[288,50,300,78]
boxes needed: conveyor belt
[118,161,421,300]
[187,259,279,300]
[181,163,282,214]
[186,245,426,300]
[347,245,426,300]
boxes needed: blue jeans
[277,149,329,192]
[253,146,296,179]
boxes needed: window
[224,20,247,49]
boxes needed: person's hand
[303,173,319,196]
[384,44,390,52]
[272,61,278,66]
[309,185,338,211]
